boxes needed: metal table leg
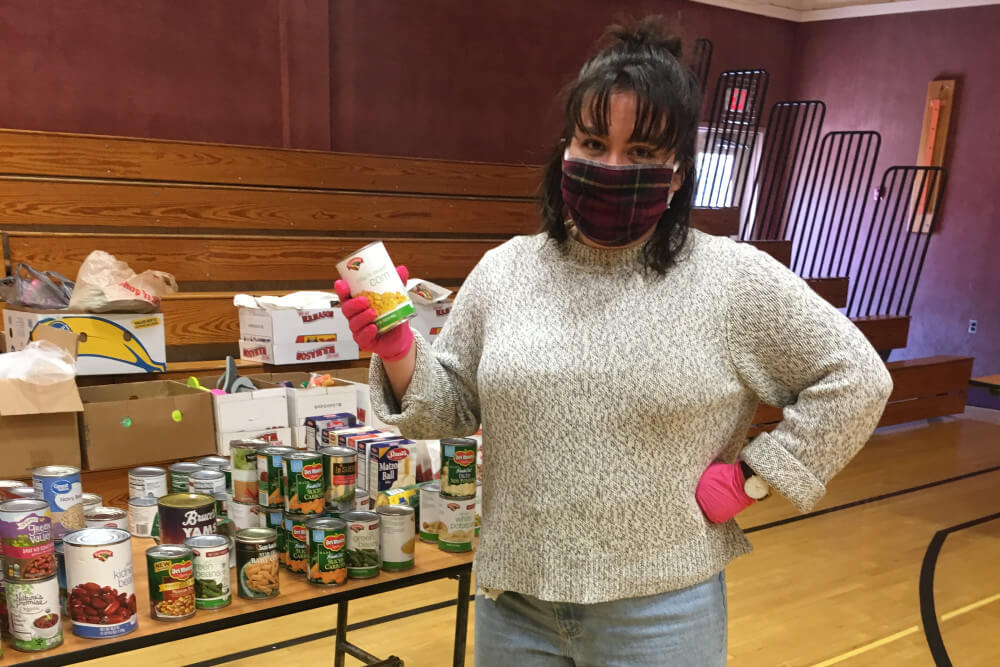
[335,600,349,667]
[453,569,472,667]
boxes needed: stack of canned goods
[422,438,479,553]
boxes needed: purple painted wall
[793,5,1000,390]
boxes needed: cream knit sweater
[369,229,893,604]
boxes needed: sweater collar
[562,223,646,271]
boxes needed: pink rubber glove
[695,462,755,524]
[334,265,414,362]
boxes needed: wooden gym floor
[76,407,1000,667]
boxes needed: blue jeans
[474,572,727,667]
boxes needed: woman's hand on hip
[695,462,755,524]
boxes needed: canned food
[262,509,286,568]
[335,241,416,333]
[156,493,217,545]
[84,507,129,530]
[235,528,279,599]
[128,467,168,499]
[377,505,415,571]
[53,542,67,614]
[221,464,233,493]
[188,470,227,496]
[342,510,380,578]
[147,545,196,620]
[230,440,264,504]
[215,517,237,570]
[6,576,62,651]
[440,438,478,499]
[32,465,84,540]
[284,513,310,574]
[0,574,8,638]
[186,535,232,609]
[438,497,476,553]
[257,446,296,508]
[475,480,482,537]
[306,518,347,585]
[81,493,103,514]
[9,487,40,500]
[229,500,262,531]
[196,456,229,470]
[64,528,138,638]
[283,452,325,515]
[0,499,55,581]
[0,480,29,500]
[418,483,442,543]
[127,497,159,538]
[168,462,204,495]
[354,489,370,511]
[320,446,356,512]
[213,491,231,518]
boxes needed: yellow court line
[941,591,1000,620]
[808,626,920,667]
[808,591,1000,667]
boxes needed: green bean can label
[438,499,476,553]
[187,536,231,609]
[440,439,478,499]
[284,515,310,574]
[343,512,380,578]
[6,577,62,652]
[283,454,326,515]
[307,519,347,585]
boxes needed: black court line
[744,464,1000,534]
[919,511,1000,667]
[184,596,475,667]
[191,464,1000,666]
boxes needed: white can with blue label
[32,466,84,540]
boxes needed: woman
[334,17,892,667]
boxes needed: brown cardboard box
[0,327,85,478]
[78,381,215,470]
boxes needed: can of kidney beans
[156,493,217,545]
[0,499,56,581]
[84,507,129,530]
[128,466,168,498]
[0,480,29,501]
[81,493,103,514]
[284,513,310,574]
[235,528,279,599]
[187,470,227,496]
[5,576,62,652]
[185,534,232,610]
[168,463,204,495]
[146,545,196,621]
[257,446,296,509]
[306,517,347,586]
[63,528,138,638]
[32,465,85,540]
[127,497,159,538]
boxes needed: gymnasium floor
[77,407,1000,666]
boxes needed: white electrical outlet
[968,320,978,334]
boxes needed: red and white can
[63,528,138,639]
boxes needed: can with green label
[186,535,231,609]
[306,518,347,586]
[146,545,195,621]
[283,452,325,515]
[262,509,286,568]
[168,463,203,495]
[342,511,380,579]
[439,438,478,499]
[284,513,310,574]
[258,446,295,509]
[438,497,476,553]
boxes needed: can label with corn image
[335,241,416,334]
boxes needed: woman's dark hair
[539,16,701,274]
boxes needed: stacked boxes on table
[238,305,359,365]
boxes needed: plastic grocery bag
[8,264,75,309]
[68,250,178,313]
[0,340,76,385]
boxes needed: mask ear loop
[666,162,680,208]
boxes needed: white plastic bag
[68,250,177,313]
[0,341,76,385]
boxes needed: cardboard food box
[406,279,453,344]
[3,304,166,375]
[247,372,359,448]
[191,375,289,454]
[237,306,359,365]
[216,426,293,456]
[77,381,215,470]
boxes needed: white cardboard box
[210,387,290,434]
[216,426,294,456]
[410,301,451,344]
[342,380,398,432]
[3,305,167,375]
[247,373,359,448]
[238,306,359,364]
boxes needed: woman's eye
[581,138,605,152]
[631,147,656,159]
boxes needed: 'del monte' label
[453,450,475,467]
[154,559,194,581]
[302,464,323,482]
[324,534,346,551]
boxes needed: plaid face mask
[561,152,676,247]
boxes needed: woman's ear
[670,165,684,195]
